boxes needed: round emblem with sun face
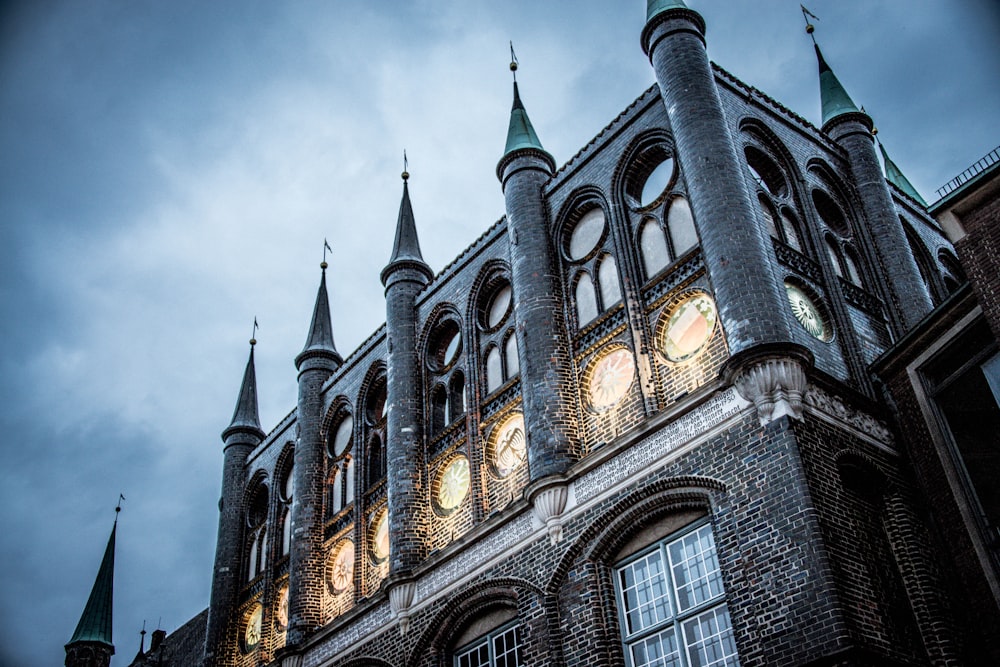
[370,508,389,563]
[785,282,831,341]
[243,603,262,653]
[660,293,718,361]
[276,584,289,631]
[490,413,526,478]
[328,540,355,594]
[586,347,636,411]
[435,455,471,512]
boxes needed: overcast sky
[1,1,997,665]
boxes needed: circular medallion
[785,282,831,341]
[436,455,471,512]
[276,584,289,631]
[490,413,526,478]
[586,348,636,411]
[243,603,262,653]
[660,293,718,361]
[370,508,389,562]
[328,540,355,594]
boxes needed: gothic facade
[68,3,1000,667]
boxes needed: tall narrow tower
[380,169,433,631]
[205,340,265,666]
[286,265,342,652]
[496,64,578,542]
[812,43,932,334]
[65,510,118,667]
[642,0,810,423]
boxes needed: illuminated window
[615,522,739,667]
[454,622,523,667]
[327,413,354,518]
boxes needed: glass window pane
[668,198,698,256]
[332,416,353,457]
[486,346,503,393]
[682,606,739,667]
[826,238,844,277]
[780,210,802,252]
[576,273,599,326]
[629,627,681,667]
[641,219,671,278]
[598,255,622,309]
[345,456,355,502]
[618,551,672,635]
[758,195,778,239]
[493,626,522,667]
[641,158,674,207]
[488,285,512,328]
[668,524,724,612]
[569,209,606,260]
[504,334,519,379]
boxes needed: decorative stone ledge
[731,356,808,426]
[387,578,417,634]
[526,476,569,545]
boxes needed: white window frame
[614,520,740,667]
[453,621,523,667]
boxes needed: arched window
[329,468,343,516]
[327,412,354,519]
[825,236,845,278]
[281,508,291,556]
[597,254,622,308]
[344,456,355,505]
[779,209,802,252]
[745,145,803,255]
[431,384,448,435]
[449,372,466,423]
[486,345,503,393]
[246,484,268,582]
[367,434,385,489]
[667,197,698,256]
[575,272,599,327]
[843,245,864,286]
[640,218,670,279]
[938,249,966,289]
[504,333,519,379]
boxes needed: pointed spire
[646,0,687,22]
[382,163,434,285]
[879,140,927,206]
[296,263,343,370]
[223,338,265,441]
[501,47,553,162]
[68,516,117,648]
[134,623,147,662]
[814,44,859,126]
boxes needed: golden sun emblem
[244,603,262,652]
[785,283,829,340]
[436,456,471,511]
[587,348,635,411]
[329,540,355,593]
[276,585,289,630]
[492,413,526,477]
[371,509,389,562]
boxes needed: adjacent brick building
[68,2,999,666]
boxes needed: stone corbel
[527,477,569,545]
[730,354,809,426]
[388,579,417,634]
[278,652,303,667]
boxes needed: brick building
[67,2,999,666]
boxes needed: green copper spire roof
[815,44,859,126]
[503,82,546,156]
[880,142,927,206]
[69,521,116,647]
[646,0,687,22]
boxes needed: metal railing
[935,146,1000,199]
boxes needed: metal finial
[402,150,409,181]
[801,5,819,43]
[250,317,259,346]
[509,41,518,80]
[323,238,332,268]
[115,493,125,519]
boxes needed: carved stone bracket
[804,385,893,444]
[278,652,303,667]
[388,579,417,634]
[527,478,569,545]
[732,356,808,426]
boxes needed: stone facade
[124,5,999,667]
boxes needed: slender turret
[812,41,932,333]
[205,340,265,666]
[643,1,809,424]
[65,511,118,667]
[285,265,342,651]
[497,57,579,542]
[380,167,433,631]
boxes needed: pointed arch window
[843,245,864,286]
[246,484,268,582]
[504,333,519,379]
[449,371,466,423]
[281,508,291,556]
[427,316,466,436]
[745,145,805,257]
[825,235,845,278]
[431,384,448,436]
[640,218,671,278]
[575,272,599,327]
[327,412,355,518]
[485,345,503,394]
[479,276,520,399]
[667,197,698,257]
[367,434,385,489]
[597,254,622,309]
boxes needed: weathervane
[509,42,519,80]
[402,150,409,181]
[322,238,332,270]
[251,318,259,346]
[801,5,819,43]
